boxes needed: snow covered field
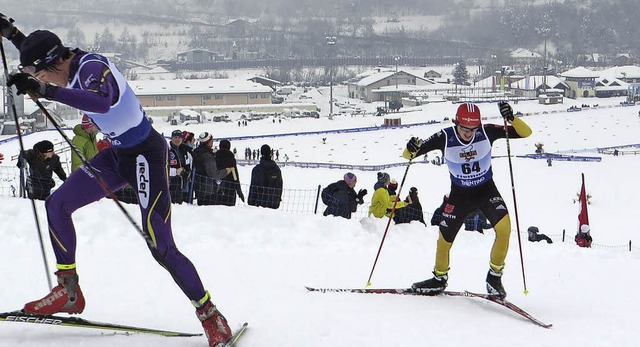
[1,96,640,346]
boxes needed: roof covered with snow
[595,76,629,90]
[474,75,568,90]
[355,71,396,86]
[510,48,542,59]
[128,79,272,95]
[353,69,431,87]
[560,66,600,78]
[598,66,640,79]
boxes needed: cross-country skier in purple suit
[1,13,233,347]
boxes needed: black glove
[403,137,422,160]
[498,101,514,122]
[407,137,421,153]
[0,13,17,39]
[355,188,368,204]
[7,73,57,99]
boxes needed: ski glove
[498,101,514,122]
[7,73,57,99]
[355,188,368,204]
[403,137,422,160]
[0,13,17,39]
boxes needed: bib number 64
[461,162,481,174]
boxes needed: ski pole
[25,93,155,249]
[366,159,412,287]
[501,105,528,295]
[0,40,53,290]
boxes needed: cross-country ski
[0,310,202,336]
[306,287,552,328]
[224,322,249,347]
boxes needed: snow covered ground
[1,96,640,346]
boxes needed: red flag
[577,173,590,232]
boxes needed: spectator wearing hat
[386,178,409,222]
[575,224,593,248]
[17,140,67,200]
[369,172,406,218]
[168,130,190,204]
[214,139,244,206]
[527,226,552,244]
[180,131,196,203]
[1,15,235,343]
[321,172,367,219]
[248,144,283,209]
[394,187,426,225]
[402,102,532,298]
[71,114,99,172]
[192,132,233,205]
[387,178,399,197]
[181,131,196,155]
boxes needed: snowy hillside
[1,97,640,347]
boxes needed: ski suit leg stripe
[490,215,511,270]
[144,191,164,248]
[122,130,207,303]
[48,227,68,253]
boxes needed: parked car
[276,87,293,95]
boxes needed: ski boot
[23,269,85,315]
[411,271,448,295]
[486,269,507,299]
[196,301,232,347]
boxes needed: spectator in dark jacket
[322,172,367,219]
[214,139,244,206]
[17,140,67,200]
[527,226,553,244]
[248,144,283,209]
[394,187,426,225]
[192,132,232,205]
[180,131,196,203]
[168,130,190,204]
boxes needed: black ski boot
[412,272,448,295]
[486,269,507,299]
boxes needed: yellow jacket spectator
[71,115,99,172]
[369,172,406,218]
